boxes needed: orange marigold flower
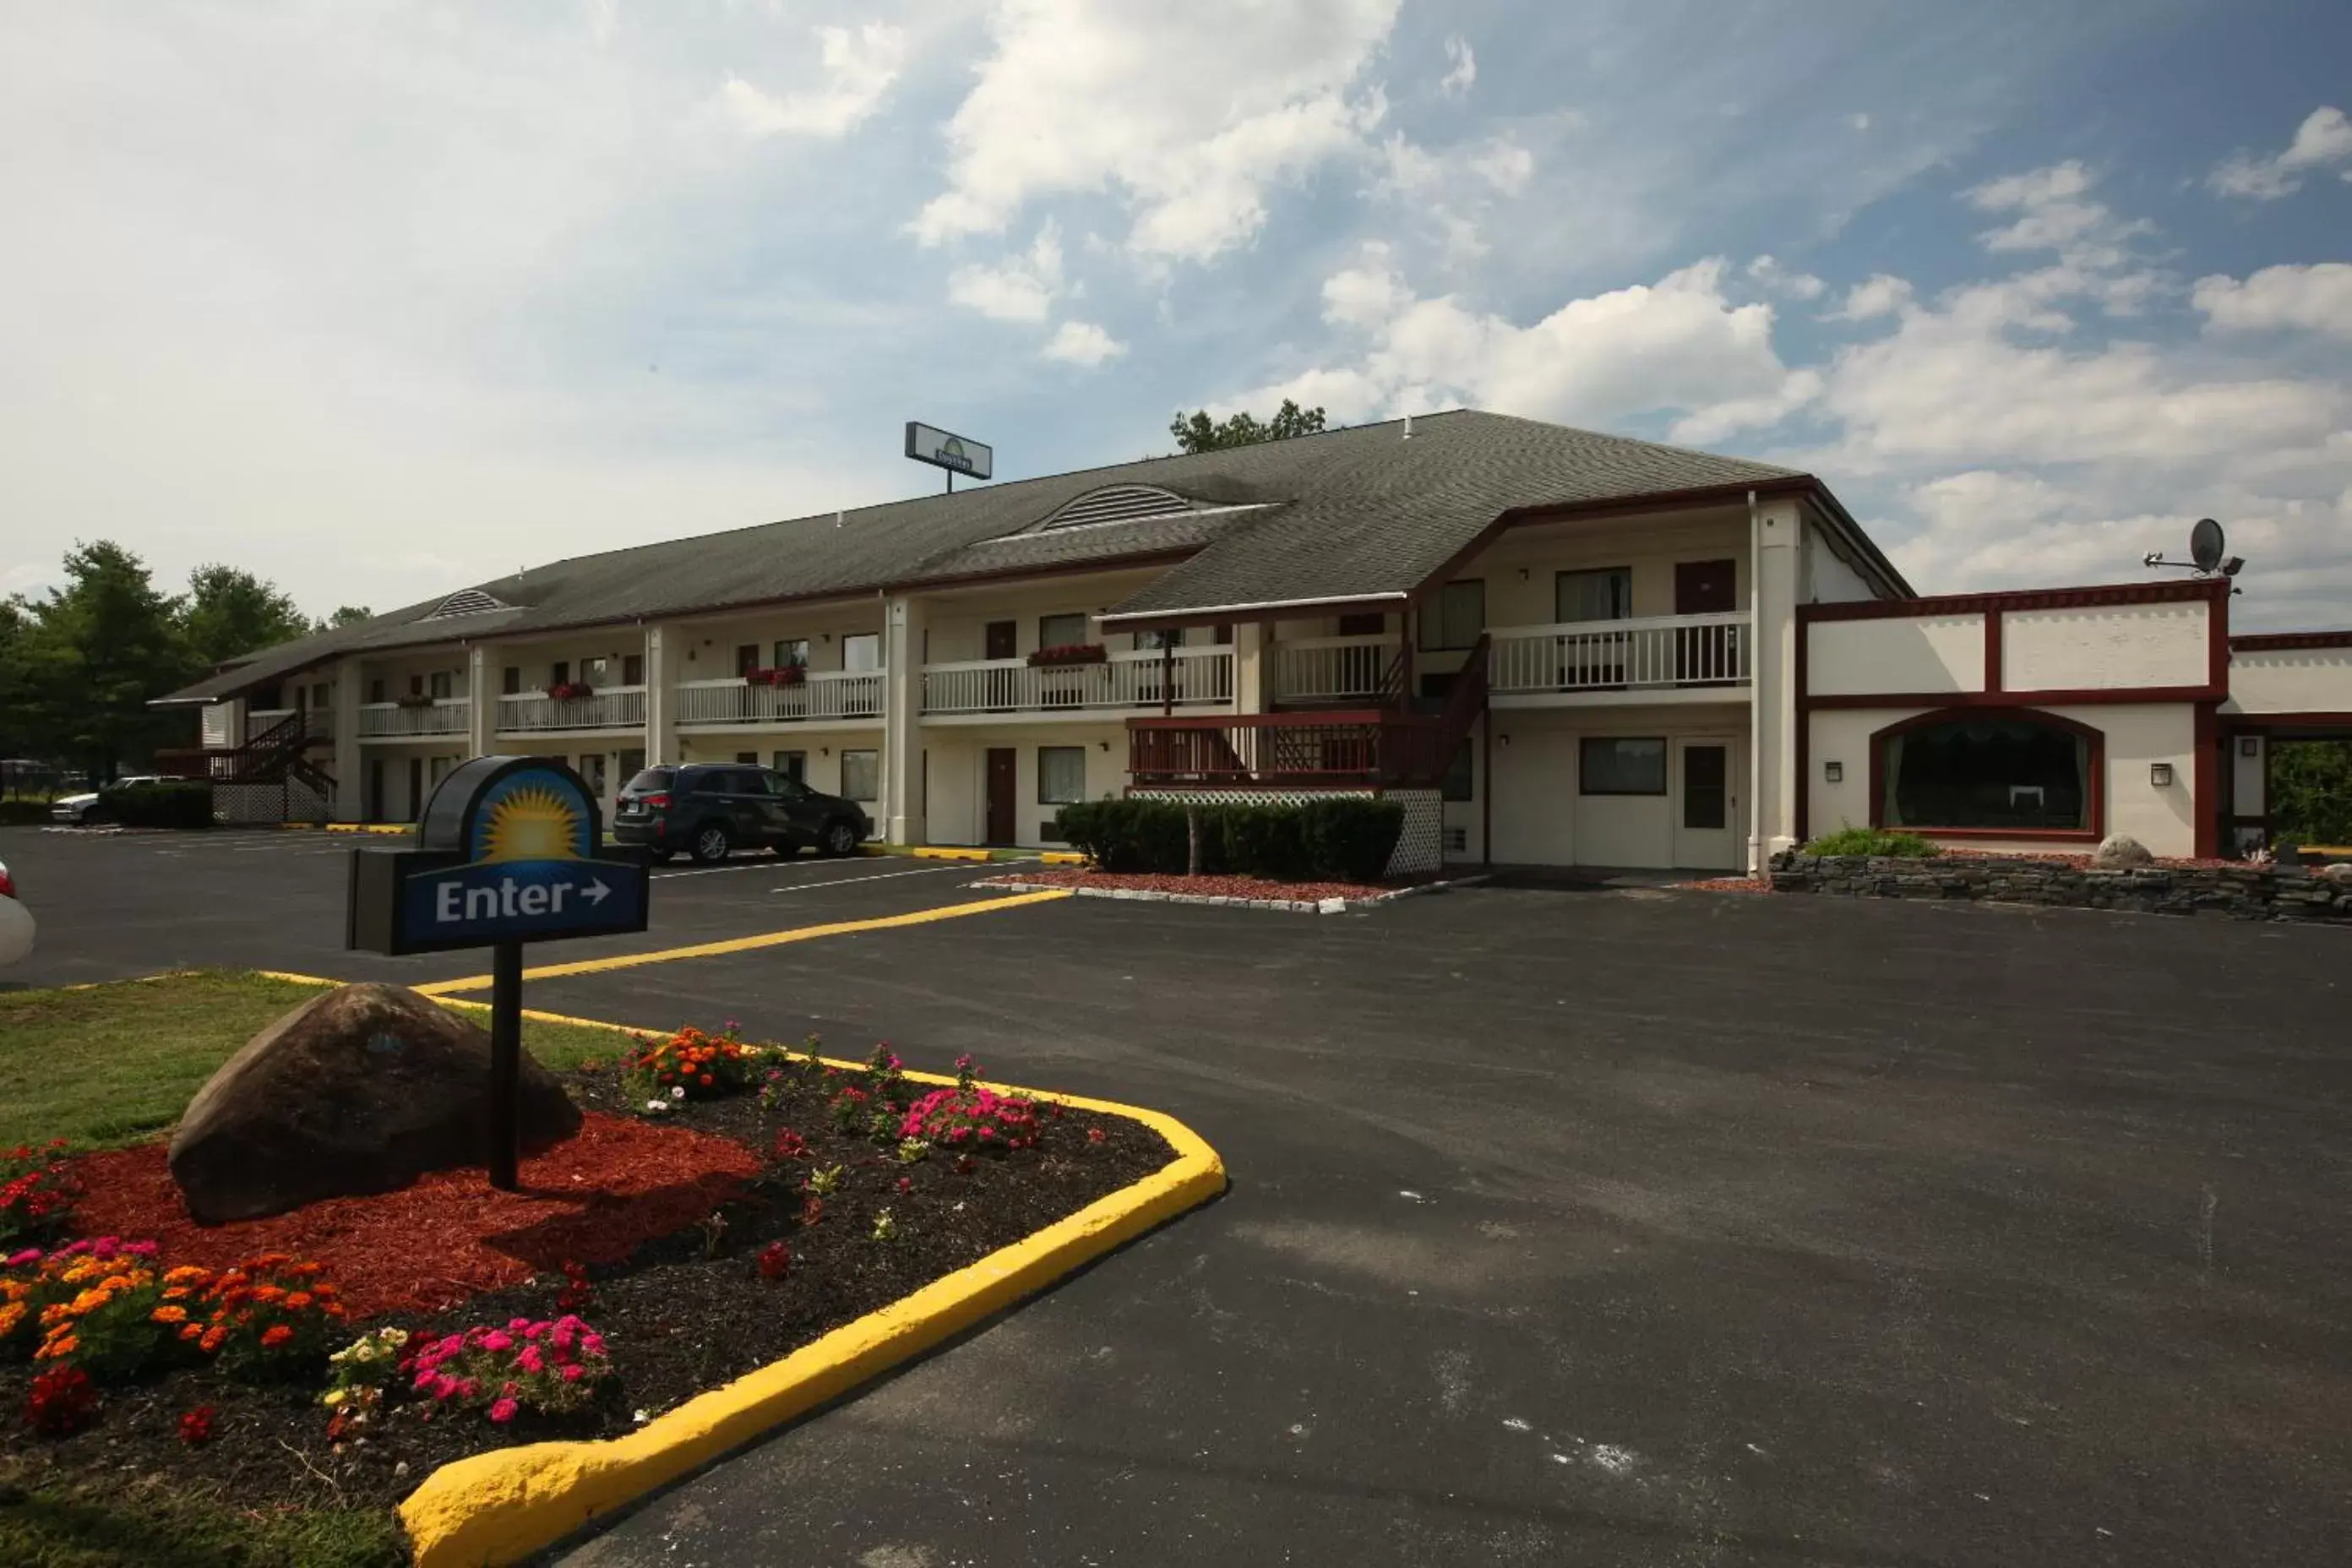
[199,1326,227,1353]
[36,1333,79,1358]
[151,1305,188,1324]
[179,1323,204,1342]
[260,1325,293,1348]
[281,1292,313,1310]
[250,1285,284,1304]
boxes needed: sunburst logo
[478,786,586,863]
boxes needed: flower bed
[0,1028,1173,1543]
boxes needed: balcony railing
[674,671,885,727]
[923,645,1233,716]
[358,699,471,738]
[245,708,335,743]
[495,685,647,732]
[1487,612,1750,695]
[1128,710,1456,789]
[1271,634,1400,705]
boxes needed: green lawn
[0,969,634,1151]
[0,1461,406,1568]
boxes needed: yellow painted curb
[906,845,994,862]
[1038,850,1086,865]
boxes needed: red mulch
[983,868,1402,903]
[67,1113,761,1319]
[1684,875,1770,893]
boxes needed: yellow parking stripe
[411,888,1070,995]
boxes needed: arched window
[1872,709,2103,837]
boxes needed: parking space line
[768,862,1032,894]
[412,887,1071,994]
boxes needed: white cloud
[1042,319,1125,367]
[1829,273,1913,321]
[1963,159,2149,263]
[911,0,1400,263]
[1746,253,1826,301]
[1440,35,1476,97]
[2208,106,2352,199]
[945,221,1064,323]
[1848,112,1870,132]
[718,23,907,139]
[2194,263,2352,340]
[1470,139,1534,194]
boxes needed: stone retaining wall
[1767,852,2352,923]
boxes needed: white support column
[466,645,498,759]
[1232,622,1266,715]
[882,593,926,844]
[330,659,362,821]
[1749,496,1804,868]
[645,624,679,765]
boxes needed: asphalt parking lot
[7,824,2350,1566]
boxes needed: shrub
[101,781,213,829]
[1057,796,1404,882]
[400,1315,612,1424]
[321,1326,410,1438]
[622,1024,756,1102]
[0,1141,80,1244]
[900,1085,1044,1153]
[192,1255,347,1380]
[1299,798,1405,882]
[1803,827,1941,858]
[5,1239,166,1382]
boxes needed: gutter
[1097,589,1410,626]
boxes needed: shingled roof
[161,410,1893,704]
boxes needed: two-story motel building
[160,411,2352,871]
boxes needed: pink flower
[414,1370,438,1391]
[509,1316,532,1331]
[559,1363,585,1383]
[515,1345,545,1374]
[432,1374,462,1401]
[6,1248,40,1267]
[487,1397,520,1424]
[479,1330,513,1352]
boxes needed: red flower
[896,1176,913,1195]
[799,1195,825,1228]
[770,1130,809,1162]
[758,1241,791,1282]
[177,1406,217,1446]
[1087,1126,1108,1145]
[24,1364,96,1436]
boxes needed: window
[773,749,807,783]
[618,748,645,781]
[368,678,386,704]
[1441,740,1473,803]
[733,751,759,765]
[841,749,879,802]
[1337,612,1386,637]
[773,639,808,670]
[735,645,760,678]
[579,753,607,797]
[408,674,424,696]
[583,656,610,686]
[1038,612,1089,649]
[842,634,881,673]
[1037,746,1086,804]
[1581,738,1668,795]
[1877,712,2094,833]
[311,683,330,710]
[551,661,569,687]
[502,666,521,695]
[1557,567,1633,624]
[1682,744,1728,830]
[622,653,644,686]
[1137,628,1185,651]
[429,671,452,700]
[623,765,671,792]
[428,755,453,784]
[1419,580,1485,650]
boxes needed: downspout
[1747,488,1763,875]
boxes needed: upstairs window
[1557,567,1633,624]
[1419,580,1485,651]
[1039,612,1090,649]
[1877,711,2096,834]
[842,634,881,673]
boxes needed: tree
[317,605,373,633]
[2268,740,2352,847]
[1169,398,1328,455]
[181,564,311,667]
[17,542,195,782]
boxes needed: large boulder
[2091,833,2154,870]
[169,983,581,1224]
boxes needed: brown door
[1674,558,1739,683]
[984,748,1018,846]
[984,620,1017,660]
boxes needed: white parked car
[0,857,31,967]
[49,775,168,825]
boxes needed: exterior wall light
[2149,762,2174,787]
[2240,737,2260,757]
[1824,760,1843,782]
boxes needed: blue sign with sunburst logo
[347,756,651,956]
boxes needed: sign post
[904,421,993,493]
[348,756,650,1191]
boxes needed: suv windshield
[622,768,674,793]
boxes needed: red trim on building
[1866,705,2106,844]
[1984,607,2004,694]
[2192,702,2219,858]
[2215,710,2352,731]
[1798,577,2226,622]
[1809,685,2217,710]
[1793,612,1811,845]
[2209,581,2231,693]
[2229,629,2352,651]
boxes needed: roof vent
[420,588,511,620]
[1037,484,1196,531]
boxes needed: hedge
[101,781,215,829]
[1054,798,1404,883]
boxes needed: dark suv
[613,765,872,863]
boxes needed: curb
[973,871,1494,915]
[247,972,1224,1568]
[858,844,1085,865]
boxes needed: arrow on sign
[583,878,610,906]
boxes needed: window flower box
[545,682,595,701]
[743,666,808,688]
[395,694,437,711]
[1026,643,1108,668]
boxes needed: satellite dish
[2189,518,2225,574]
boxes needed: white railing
[1272,634,1399,703]
[674,671,885,726]
[495,685,647,732]
[1488,612,1752,694]
[358,699,471,738]
[246,708,332,742]
[923,645,1233,715]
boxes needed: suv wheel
[819,819,860,858]
[690,821,732,863]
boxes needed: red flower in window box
[394,693,438,710]
[1026,643,1107,668]
[545,681,596,701]
[743,666,808,688]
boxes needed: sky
[4,0,2348,629]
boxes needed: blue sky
[4,0,2347,627]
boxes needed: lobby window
[1418,580,1485,651]
[1580,738,1667,795]
[840,749,879,801]
[1037,746,1086,804]
[842,634,881,673]
[1557,567,1633,623]
[1879,712,2093,832]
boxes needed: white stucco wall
[1487,704,1748,868]
[673,603,884,678]
[922,723,1128,847]
[1809,616,1986,696]
[2226,647,2352,714]
[2002,602,2209,691]
[1804,529,1877,603]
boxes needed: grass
[1802,827,1942,858]
[0,1460,406,1568]
[0,969,633,1152]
